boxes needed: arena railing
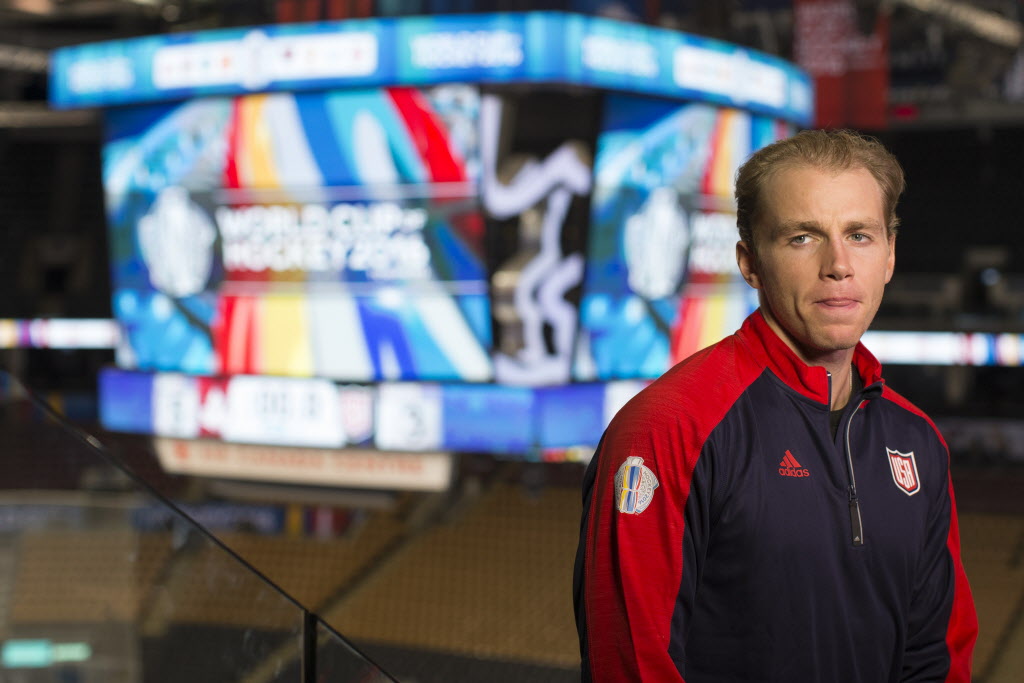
[0,369,395,683]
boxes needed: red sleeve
[883,389,977,682]
[576,342,750,682]
[942,473,978,683]
[579,414,693,681]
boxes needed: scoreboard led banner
[98,367,648,459]
[49,12,813,126]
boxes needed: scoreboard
[51,12,812,464]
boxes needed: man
[574,129,977,682]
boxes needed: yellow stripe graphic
[259,294,313,376]
[238,94,281,189]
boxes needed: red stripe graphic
[387,87,467,183]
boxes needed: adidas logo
[779,450,810,478]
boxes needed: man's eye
[791,234,809,245]
[850,233,868,242]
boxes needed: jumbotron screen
[75,12,811,459]
[576,95,792,380]
[104,85,490,382]
[98,88,791,457]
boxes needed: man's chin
[763,307,867,360]
[809,328,864,356]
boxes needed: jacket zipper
[828,370,865,547]
[845,402,865,547]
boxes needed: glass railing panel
[0,370,391,682]
[315,617,398,683]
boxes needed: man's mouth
[816,298,859,308]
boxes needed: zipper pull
[848,485,864,547]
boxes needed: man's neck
[826,360,856,411]
[759,309,857,410]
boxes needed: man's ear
[736,240,762,290]
[884,233,896,284]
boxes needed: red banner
[794,0,889,130]
[847,12,890,130]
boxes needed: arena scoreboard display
[51,12,813,465]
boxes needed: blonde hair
[735,129,905,249]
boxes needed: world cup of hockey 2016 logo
[615,456,659,514]
[138,186,216,298]
[886,448,921,496]
[623,187,689,300]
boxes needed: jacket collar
[736,309,885,406]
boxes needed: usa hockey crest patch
[886,448,921,496]
[615,456,659,514]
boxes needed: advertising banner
[154,438,455,491]
[52,13,812,126]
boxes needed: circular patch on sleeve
[614,456,659,514]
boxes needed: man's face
[736,164,895,361]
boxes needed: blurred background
[0,1,1022,681]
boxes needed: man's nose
[821,239,853,280]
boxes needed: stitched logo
[778,450,810,478]
[614,456,659,514]
[886,448,921,496]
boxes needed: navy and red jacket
[574,310,977,682]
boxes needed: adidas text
[779,467,810,478]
